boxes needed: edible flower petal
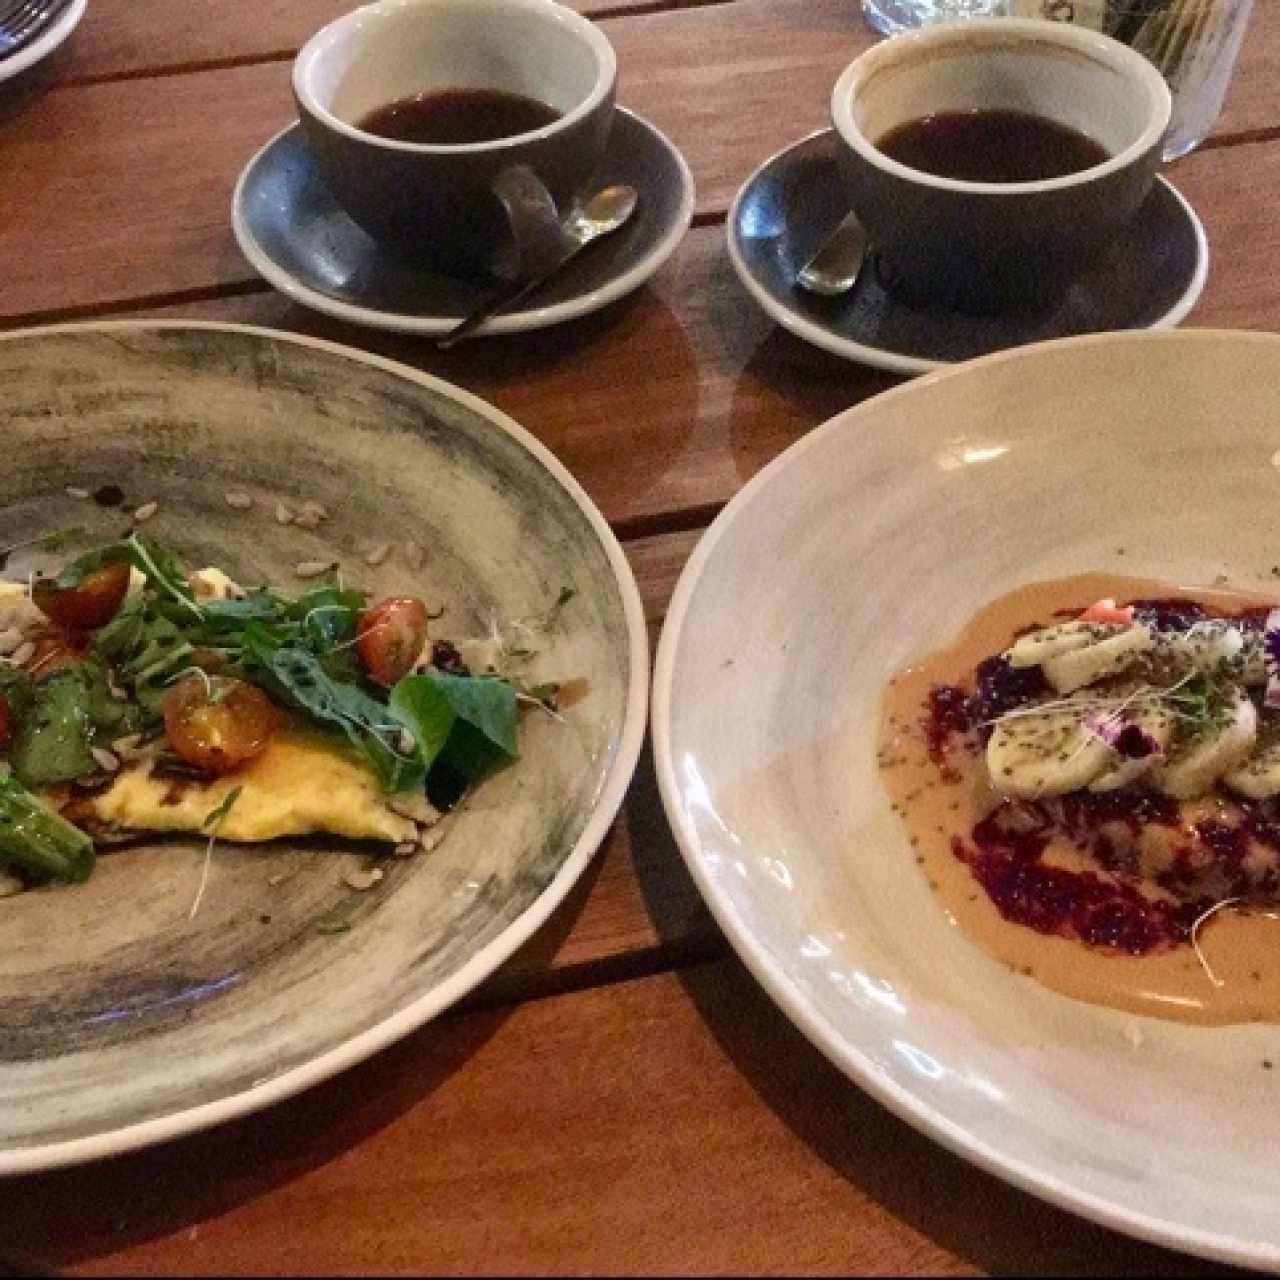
[1078,598,1136,625]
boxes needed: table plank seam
[45,0,743,93]
[1194,123,1280,152]
[0,280,274,333]
[0,212,730,332]
[447,931,730,1021]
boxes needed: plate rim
[0,0,87,85]
[725,129,1210,376]
[0,318,650,1175]
[230,108,696,336]
[651,327,1280,1271]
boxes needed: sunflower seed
[343,866,383,892]
[9,641,35,667]
[293,560,334,579]
[111,733,144,758]
[275,502,295,526]
[389,792,441,824]
[64,486,90,500]
[223,491,253,510]
[132,502,158,523]
[300,500,328,521]
[292,509,323,531]
[397,728,415,755]
[90,747,121,773]
[393,841,417,857]
[108,682,131,702]
[419,829,443,853]
[403,540,425,571]
[364,542,391,567]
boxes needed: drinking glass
[860,0,1254,160]
[860,0,1006,36]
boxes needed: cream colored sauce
[879,573,1280,1025]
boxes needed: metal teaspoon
[437,184,640,349]
[796,210,867,297]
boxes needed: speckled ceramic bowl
[653,329,1280,1271]
[0,321,646,1174]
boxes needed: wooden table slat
[1,958,1236,1277]
[1,0,1274,326]
[48,0,724,86]
[32,135,1280,539]
[28,0,1277,155]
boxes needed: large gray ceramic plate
[0,322,647,1174]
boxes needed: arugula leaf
[389,672,518,783]
[94,595,194,717]
[239,627,424,792]
[200,591,288,631]
[10,661,141,787]
[291,587,366,678]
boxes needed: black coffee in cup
[876,110,1109,184]
[359,89,562,146]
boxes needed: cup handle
[489,165,568,283]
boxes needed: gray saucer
[231,108,695,336]
[728,130,1209,376]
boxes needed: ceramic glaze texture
[0,323,646,1172]
[653,330,1280,1270]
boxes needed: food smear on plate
[0,533,568,896]
[878,572,1280,1025]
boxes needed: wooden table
[1,2,1275,1273]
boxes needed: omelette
[77,726,426,846]
[0,532,535,890]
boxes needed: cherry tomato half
[357,596,430,686]
[162,675,277,776]
[32,559,130,631]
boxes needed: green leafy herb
[199,591,288,631]
[0,526,89,561]
[37,525,90,554]
[202,785,243,831]
[1169,673,1231,745]
[94,595,195,717]
[10,661,141,787]
[389,672,518,783]
[0,772,94,883]
[240,626,424,792]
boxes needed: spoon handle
[435,261,565,351]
